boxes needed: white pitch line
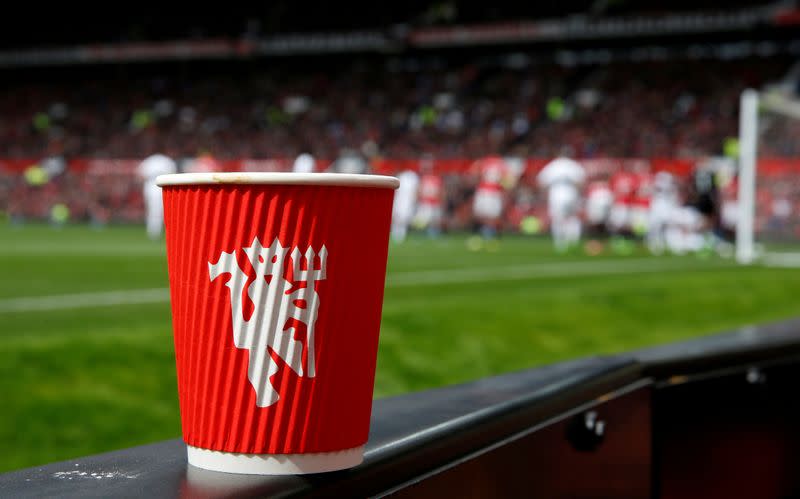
[0,244,165,256]
[387,257,719,286]
[0,258,731,313]
[0,288,170,313]
[762,252,800,268]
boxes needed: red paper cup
[158,172,399,474]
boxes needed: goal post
[736,87,800,266]
[736,89,758,264]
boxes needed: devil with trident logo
[209,237,327,407]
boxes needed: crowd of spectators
[1,55,798,237]
[1,56,795,160]
[2,160,143,225]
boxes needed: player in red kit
[186,152,222,173]
[609,169,639,237]
[414,156,444,237]
[585,179,613,236]
[472,155,514,240]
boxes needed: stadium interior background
[1,1,800,473]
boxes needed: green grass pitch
[1,224,798,472]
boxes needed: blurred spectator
[1,55,798,242]
[0,57,794,161]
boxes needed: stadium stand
[0,58,793,159]
[0,3,798,235]
[1,55,798,235]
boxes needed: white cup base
[186,444,364,475]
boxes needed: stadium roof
[0,1,780,49]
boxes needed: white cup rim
[157,172,399,189]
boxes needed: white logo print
[209,237,327,407]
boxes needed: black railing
[2,318,800,498]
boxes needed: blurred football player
[585,179,614,236]
[609,168,638,236]
[663,165,719,255]
[414,155,444,237]
[630,169,653,238]
[391,168,420,243]
[472,155,513,239]
[666,205,705,255]
[138,153,177,240]
[719,177,739,244]
[186,151,220,173]
[537,156,586,251]
[292,151,316,173]
[647,171,679,254]
[331,148,367,174]
[690,165,720,234]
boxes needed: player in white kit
[292,152,316,173]
[647,171,679,254]
[331,149,367,174]
[138,153,177,240]
[537,156,586,252]
[391,169,420,243]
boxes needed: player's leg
[564,196,581,248]
[647,209,664,254]
[428,206,442,238]
[566,215,581,247]
[419,204,443,238]
[145,196,164,240]
[665,207,684,254]
[608,203,627,238]
[391,211,410,243]
[474,190,501,240]
[151,214,163,240]
[551,212,568,252]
